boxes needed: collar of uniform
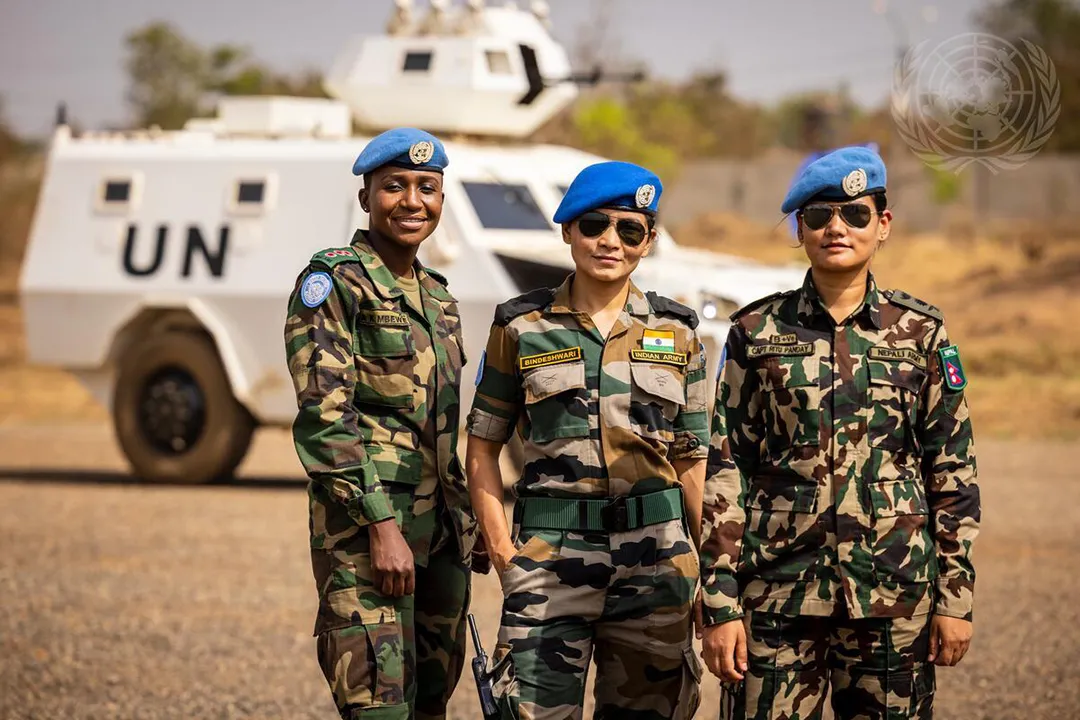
[549,273,651,317]
[796,268,883,330]
[349,229,449,302]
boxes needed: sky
[0,0,988,139]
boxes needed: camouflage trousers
[312,533,471,720]
[719,611,935,720]
[489,517,703,720]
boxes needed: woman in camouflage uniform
[284,127,481,720]
[698,146,981,720]
[465,161,709,720]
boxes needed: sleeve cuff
[466,408,514,443]
[702,604,744,626]
[349,492,396,526]
[934,577,974,621]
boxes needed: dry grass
[673,212,1080,439]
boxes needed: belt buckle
[601,496,629,533]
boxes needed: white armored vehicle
[19,0,804,483]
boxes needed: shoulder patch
[310,246,360,269]
[494,288,555,326]
[646,291,699,329]
[300,271,334,308]
[729,290,791,322]
[884,289,943,321]
[424,266,449,287]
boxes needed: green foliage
[0,98,16,165]
[926,165,964,205]
[123,22,328,130]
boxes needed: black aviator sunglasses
[576,211,651,247]
[798,203,877,231]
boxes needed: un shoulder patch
[939,345,968,391]
[300,271,333,308]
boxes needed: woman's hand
[928,615,973,666]
[491,538,518,578]
[701,617,748,683]
[368,519,415,597]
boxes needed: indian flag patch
[642,329,676,353]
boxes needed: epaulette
[424,266,449,287]
[646,291,699,329]
[729,290,793,322]
[310,246,360,269]
[494,288,555,326]
[884,289,943,321]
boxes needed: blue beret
[781,145,887,214]
[352,127,448,177]
[553,161,662,224]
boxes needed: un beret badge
[409,141,435,165]
[635,184,656,208]
[843,168,868,197]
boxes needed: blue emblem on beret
[553,161,662,224]
[301,271,333,308]
[352,127,449,176]
[781,145,887,214]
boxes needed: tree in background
[124,22,328,130]
[976,0,1080,151]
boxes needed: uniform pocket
[759,357,821,453]
[353,322,416,409]
[314,589,408,716]
[629,362,685,443]
[867,359,925,453]
[675,645,704,720]
[490,642,521,719]
[741,474,823,582]
[868,479,937,584]
[522,362,589,443]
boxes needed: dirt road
[1,424,1078,719]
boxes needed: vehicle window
[403,51,433,72]
[227,177,274,216]
[236,181,265,205]
[95,176,140,214]
[463,182,550,230]
[485,50,512,75]
[103,180,131,203]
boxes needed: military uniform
[699,148,980,720]
[468,276,709,720]
[284,129,477,720]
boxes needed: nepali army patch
[939,345,967,391]
[300,271,333,308]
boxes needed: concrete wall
[663,150,1080,234]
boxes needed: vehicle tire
[112,331,256,484]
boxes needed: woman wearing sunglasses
[465,160,709,719]
[697,146,980,719]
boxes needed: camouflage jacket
[284,230,477,570]
[466,274,710,499]
[700,270,980,625]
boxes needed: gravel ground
[0,424,1078,719]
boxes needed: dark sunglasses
[799,203,875,231]
[576,211,650,247]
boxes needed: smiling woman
[282,127,485,720]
